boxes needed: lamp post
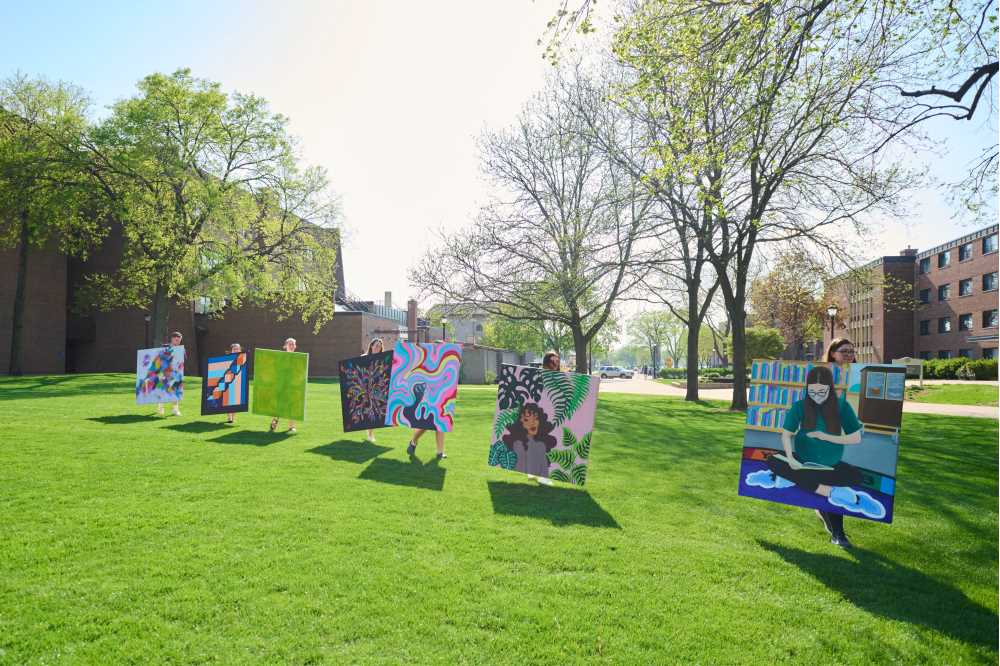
[441,317,447,342]
[143,314,151,348]
[826,304,838,341]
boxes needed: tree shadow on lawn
[0,375,132,400]
[162,421,230,434]
[487,480,621,529]
[87,414,161,425]
[758,540,998,648]
[207,430,291,447]
[307,440,392,465]
[358,456,445,491]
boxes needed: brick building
[1,229,426,376]
[825,224,999,362]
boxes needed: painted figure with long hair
[501,403,558,478]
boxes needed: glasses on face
[836,348,856,356]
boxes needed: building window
[958,349,971,358]
[959,313,973,331]
[938,317,951,333]
[919,320,930,335]
[985,348,998,360]
[959,278,972,296]
[918,257,930,274]
[919,288,931,304]
[959,242,973,261]
[984,233,998,254]
[938,350,952,359]
[984,271,998,292]
[938,284,950,301]
[985,309,999,328]
[919,350,932,360]
[938,250,951,268]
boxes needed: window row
[917,233,998,274]
[918,272,998,303]
[920,348,998,360]
[919,309,999,334]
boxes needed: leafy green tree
[77,69,339,344]
[748,249,826,359]
[0,75,106,374]
[744,327,786,364]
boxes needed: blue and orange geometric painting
[135,345,185,405]
[738,360,904,524]
[201,352,250,415]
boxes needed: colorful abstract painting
[135,345,185,404]
[385,342,462,432]
[738,360,904,523]
[488,365,600,486]
[201,352,250,415]
[339,351,393,432]
[251,348,309,421]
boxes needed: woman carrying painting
[363,337,385,443]
[269,337,299,433]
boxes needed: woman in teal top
[765,363,871,547]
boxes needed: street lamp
[143,314,151,348]
[441,317,448,341]
[826,304,839,340]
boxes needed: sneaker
[437,452,447,460]
[828,486,886,520]
[406,441,416,456]
[537,476,553,486]
[172,406,181,417]
[830,531,853,549]
[288,427,296,433]
[366,435,376,443]
[157,404,165,416]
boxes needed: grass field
[905,383,999,407]
[1,374,997,664]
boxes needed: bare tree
[410,72,659,373]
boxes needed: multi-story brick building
[824,224,999,362]
[1,229,426,376]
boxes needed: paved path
[597,376,999,419]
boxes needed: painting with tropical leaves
[488,364,600,485]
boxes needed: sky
[2,1,996,315]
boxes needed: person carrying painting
[763,359,882,548]
[406,339,449,460]
[363,337,385,443]
[524,350,563,485]
[542,351,560,372]
[269,337,299,434]
[157,331,184,417]
[225,342,242,425]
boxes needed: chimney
[407,299,418,340]
[384,291,392,309]
[899,247,918,257]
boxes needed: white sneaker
[157,404,164,416]
[537,477,554,486]
[172,406,181,416]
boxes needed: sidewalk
[598,376,999,419]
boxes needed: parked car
[597,365,633,379]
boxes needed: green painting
[252,349,308,420]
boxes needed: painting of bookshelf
[746,360,850,433]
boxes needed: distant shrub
[921,358,997,380]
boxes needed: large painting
[201,352,250,415]
[251,348,309,421]
[488,365,600,486]
[135,345,185,405]
[738,360,905,523]
[385,342,462,432]
[339,351,393,432]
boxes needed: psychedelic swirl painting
[385,342,462,432]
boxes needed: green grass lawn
[1,374,997,664]
[905,383,999,407]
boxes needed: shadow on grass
[758,540,998,648]
[0,375,131,400]
[87,414,161,425]
[308,440,392,465]
[162,421,230,434]
[358,456,445,491]
[207,430,291,447]
[487,480,621,529]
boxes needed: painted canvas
[201,352,250,415]
[488,365,601,486]
[251,348,309,421]
[738,360,904,523]
[135,345,185,404]
[339,351,393,432]
[385,342,462,432]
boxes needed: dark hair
[170,331,183,341]
[825,338,854,362]
[802,365,841,434]
[366,338,385,355]
[542,351,560,370]
[502,403,557,452]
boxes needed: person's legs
[172,400,180,416]
[288,420,296,432]
[408,429,425,455]
[157,402,164,416]
[227,413,234,424]
[366,428,375,442]
[435,431,446,458]
[270,417,278,432]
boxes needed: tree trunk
[8,212,30,376]
[685,286,702,401]
[572,327,588,374]
[151,281,170,346]
[729,305,748,411]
